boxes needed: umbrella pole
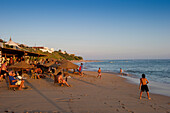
[22,69,23,77]
[63,69,64,77]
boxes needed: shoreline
[74,59,170,98]
[94,70,170,97]
[118,73,170,97]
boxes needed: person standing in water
[139,74,151,100]
[120,68,123,75]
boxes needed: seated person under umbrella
[34,67,47,79]
[34,68,42,79]
[57,72,71,87]
[8,70,25,90]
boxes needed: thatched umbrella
[49,63,60,68]
[8,61,35,76]
[43,62,55,67]
[8,61,35,70]
[59,60,79,69]
[43,62,61,69]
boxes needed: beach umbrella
[49,63,60,68]
[8,61,35,76]
[43,62,55,67]
[8,61,35,70]
[59,60,79,69]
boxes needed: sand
[0,71,169,113]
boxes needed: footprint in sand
[118,100,134,113]
[150,105,157,110]
[122,106,125,109]
[116,109,119,112]
[140,103,144,105]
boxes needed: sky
[0,0,170,60]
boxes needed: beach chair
[53,74,58,84]
[6,76,19,91]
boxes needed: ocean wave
[83,59,170,85]
[125,70,143,74]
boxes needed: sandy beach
[0,71,169,113]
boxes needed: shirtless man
[139,74,151,100]
[34,68,43,79]
[0,61,8,81]
[57,72,70,87]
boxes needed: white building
[5,37,20,49]
[39,47,54,53]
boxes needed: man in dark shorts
[139,74,151,100]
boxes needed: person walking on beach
[79,63,83,76]
[97,67,102,79]
[139,74,151,100]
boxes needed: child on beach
[97,67,101,79]
[139,74,151,100]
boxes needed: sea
[75,59,170,97]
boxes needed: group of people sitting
[0,63,71,91]
[0,57,83,90]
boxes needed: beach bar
[0,41,46,67]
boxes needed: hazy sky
[0,0,170,60]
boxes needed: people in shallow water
[139,74,151,100]
[120,68,123,75]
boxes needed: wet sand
[0,71,169,113]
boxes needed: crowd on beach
[0,56,151,99]
[0,56,85,90]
